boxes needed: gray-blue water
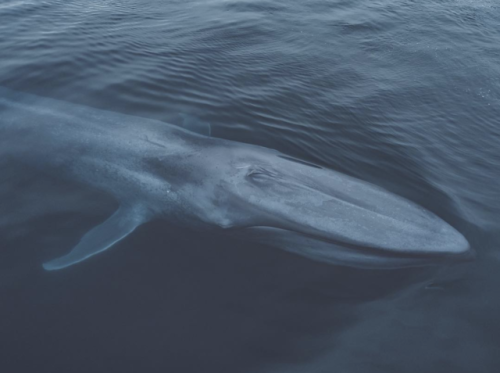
[1,0,499,372]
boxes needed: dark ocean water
[1,0,499,372]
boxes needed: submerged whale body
[0,87,471,270]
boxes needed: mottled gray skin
[0,87,472,270]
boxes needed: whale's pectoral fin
[43,205,148,271]
[179,113,211,136]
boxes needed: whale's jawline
[230,226,473,269]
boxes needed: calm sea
[0,0,499,372]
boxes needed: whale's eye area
[246,167,278,183]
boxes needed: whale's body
[0,87,471,270]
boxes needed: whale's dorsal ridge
[43,204,149,271]
[178,113,211,137]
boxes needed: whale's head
[197,145,472,269]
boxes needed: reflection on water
[1,0,499,372]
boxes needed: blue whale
[0,87,471,270]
